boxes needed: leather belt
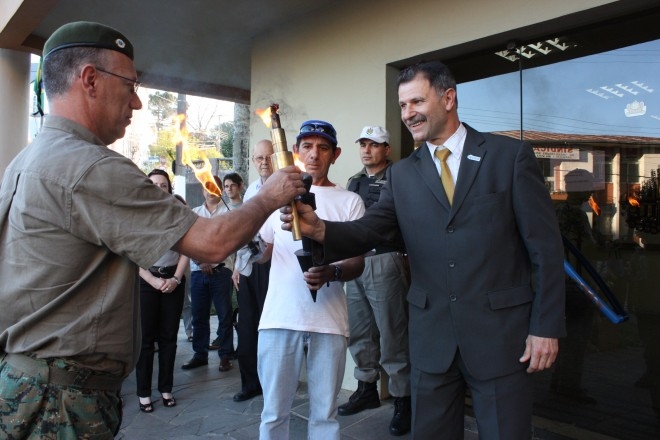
[1,352,123,392]
[370,249,405,257]
[149,264,177,278]
[191,263,225,273]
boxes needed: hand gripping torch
[267,104,302,240]
[293,173,319,301]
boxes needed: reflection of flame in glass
[255,107,272,128]
[628,196,640,207]
[293,152,306,172]
[588,195,601,215]
[174,113,222,196]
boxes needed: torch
[266,104,302,241]
[293,173,319,301]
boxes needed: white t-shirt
[190,202,233,270]
[258,185,365,337]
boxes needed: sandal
[162,395,176,407]
[139,401,154,413]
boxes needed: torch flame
[588,195,601,216]
[174,113,222,196]
[255,107,272,128]
[628,196,640,207]
[293,152,306,172]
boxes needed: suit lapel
[450,126,486,221]
[412,144,451,210]
[412,125,488,216]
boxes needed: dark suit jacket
[322,124,566,381]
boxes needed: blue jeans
[258,329,347,440]
[190,267,234,360]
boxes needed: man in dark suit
[282,61,566,439]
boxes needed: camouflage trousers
[0,353,123,439]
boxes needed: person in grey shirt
[0,21,303,439]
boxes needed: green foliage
[148,92,177,130]
[143,91,232,173]
[218,121,235,158]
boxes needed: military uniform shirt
[0,116,198,377]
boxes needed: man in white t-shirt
[258,120,365,440]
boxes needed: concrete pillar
[0,49,30,175]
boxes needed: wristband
[172,275,181,285]
[331,264,343,282]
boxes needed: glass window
[460,39,660,439]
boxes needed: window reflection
[460,38,660,438]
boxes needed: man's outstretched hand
[280,201,326,243]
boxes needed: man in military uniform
[339,126,412,436]
[0,21,303,439]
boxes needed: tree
[148,92,177,131]
[218,121,234,158]
[233,103,250,183]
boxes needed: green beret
[43,21,133,60]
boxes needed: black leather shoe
[219,356,232,372]
[389,396,411,436]
[181,357,208,370]
[233,388,263,402]
[337,380,380,416]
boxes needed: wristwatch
[331,264,343,282]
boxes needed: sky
[458,39,660,138]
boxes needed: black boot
[337,380,380,416]
[389,396,411,436]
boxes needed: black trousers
[412,349,532,440]
[135,277,185,397]
[236,261,270,393]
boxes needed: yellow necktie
[434,148,454,205]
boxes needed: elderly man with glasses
[231,139,275,402]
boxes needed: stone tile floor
[116,321,479,439]
[115,320,660,439]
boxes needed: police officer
[340,126,412,436]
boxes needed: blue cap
[296,120,338,146]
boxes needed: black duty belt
[1,352,123,392]
[372,246,402,256]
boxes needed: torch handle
[290,200,302,241]
[270,148,303,241]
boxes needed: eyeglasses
[299,122,336,139]
[253,155,272,163]
[95,66,141,93]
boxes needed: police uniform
[345,161,411,398]
[0,22,197,438]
